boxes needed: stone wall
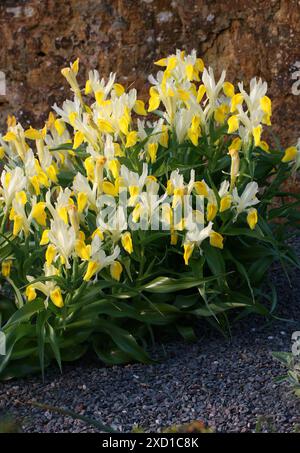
[0,0,299,146]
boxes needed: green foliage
[0,140,299,379]
[273,352,300,397]
[0,414,22,433]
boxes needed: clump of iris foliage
[0,50,299,379]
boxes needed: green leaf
[192,301,252,317]
[4,299,45,329]
[176,324,197,342]
[93,337,133,365]
[225,251,255,302]
[60,343,88,362]
[0,356,48,381]
[47,323,62,372]
[96,320,151,363]
[223,227,268,241]
[202,243,226,280]
[272,351,294,367]
[142,275,218,293]
[174,294,199,309]
[6,277,24,309]
[0,324,37,377]
[36,311,49,380]
[0,298,15,325]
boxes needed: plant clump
[0,50,299,379]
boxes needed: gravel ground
[1,239,300,433]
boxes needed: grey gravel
[1,237,300,433]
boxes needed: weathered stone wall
[0,0,299,145]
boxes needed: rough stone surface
[0,0,299,145]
